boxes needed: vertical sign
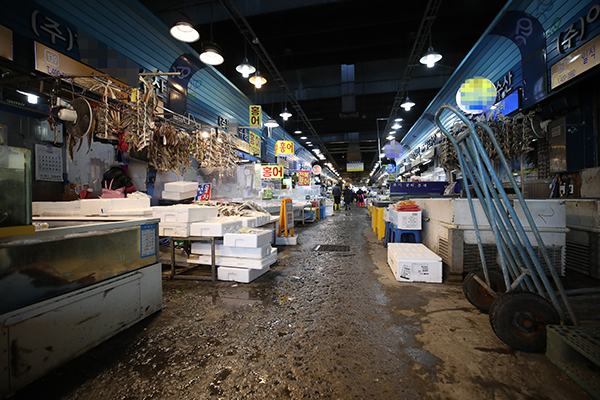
[249,105,262,129]
[261,165,284,180]
[195,183,211,200]
[249,131,261,156]
[298,170,311,186]
[275,140,294,156]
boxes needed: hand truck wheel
[489,291,560,352]
[463,268,506,313]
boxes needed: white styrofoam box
[387,243,442,283]
[191,241,272,259]
[240,216,259,228]
[106,208,153,217]
[566,199,600,228]
[159,222,193,237]
[152,205,218,224]
[108,197,151,210]
[217,263,270,283]
[396,211,422,230]
[383,208,390,222]
[326,204,333,216]
[32,201,80,216]
[80,199,111,216]
[189,247,278,270]
[161,190,197,200]
[224,228,272,248]
[275,235,298,245]
[163,181,198,193]
[190,217,243,237]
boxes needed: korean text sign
[249,131,261,156]
[297,170,310,186]
[275,140,294,156]
[249,105,262,129]
[195,183,211,200]
[261,165,284,180]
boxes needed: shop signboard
[485,88,521,119]
[195,183,211,200]
[311,165,322,175]
[385,164,396,181]
[231,136,250,153]
[0,25,12,61]
[261,165,283,180]
[551,33,600,89]
[248,131,261,156]
[275,140,294,156]
[34,42,130,99]
[347,160,364,171]
[298,170,310,186]
[249,105,262,129]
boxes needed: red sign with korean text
[249,105,262,129]
[298,170,310,186]
[261,165,284,180]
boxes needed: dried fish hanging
[124,76,156,151]
[148,123,191,175]
[438,111,540,172]
[89,79,119,140]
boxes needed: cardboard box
[387,243,442,283]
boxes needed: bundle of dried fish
[148,123,191,175]
[193,200,271,217]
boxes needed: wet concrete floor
[9,207,591,399]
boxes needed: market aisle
[9,207,590,399]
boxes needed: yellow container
[374,207,386,240]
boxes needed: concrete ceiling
[140,0,507,181]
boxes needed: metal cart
[435,105,600,353]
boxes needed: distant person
[332,184,342,211]
[343,185,353,210]
[357,189,365,207]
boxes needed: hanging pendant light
[170,14,199,43]
[401,96,415,111]
[236,41,255,78]
[392,122,402,130]
[280,107,292,121]
[199,19,224,66]
[419,33,442,68]
[249,70,267,89]
[264,119,279,128]
[420,46,442,68]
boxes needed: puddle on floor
[206,290,273,311]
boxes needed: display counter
[0,217,161,397]
[410,198,568,281]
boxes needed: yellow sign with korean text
[0,25,13,61]
[34,42,130,99]
[249,131,261,156]
[249,105,262,129]
[551,34,600,89]
[275,140,294,156]
[298,170,310,186]
[261,165,284,180]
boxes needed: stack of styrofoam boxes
[32,201,81,217]
[189,227,277,283]
[387,243,442,283]
[80,197,151,216]
[161,181,197,201]
[153,205,218,237]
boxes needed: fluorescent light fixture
[392,122,402,130]
[17,90,38,104]
[394,118,403,122]
[294,130,302,134]
[300,136,307,140]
